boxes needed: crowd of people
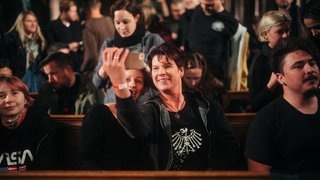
[1,0,320,176]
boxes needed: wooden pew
[29,92,38,100]
[0,170,269,179]
[225,113,256,170]
[222,90,250,111]
[51,113,256,170]
[51,114,84,170]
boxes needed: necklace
[1,111,23,129]
[165,100,186,120]
[174,112,180,120]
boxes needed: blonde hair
[258,10,291,42]
[140,4,157,29]
[7,11,46,51]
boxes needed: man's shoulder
[77,74,97,90]
[256,97,285,117]
[143,31,164,42]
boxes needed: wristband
[112,83,128,90]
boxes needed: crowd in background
[1,0,320,175]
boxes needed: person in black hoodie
[0,75,58,171]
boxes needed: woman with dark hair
[92,0,164,104]
[183,52,224,103]
[0,75,58,171]
[100,43,240,170]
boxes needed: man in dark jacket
[37,52,103,114]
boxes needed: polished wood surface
[0,170,269,180]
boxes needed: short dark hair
[0,58,10,68]
[60,0,77,13]
[270,37,320,73]
[47,42,69,55]
[302,0,320,19]
[41,52,74,69]
[84,0,101,8]
[147,43,185,69]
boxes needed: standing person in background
[37,52,103,115]
[46,0,83,72]
[162,0,186,46]
[79,67,151,170]
[0,75,58,171]
[302,0,320,52]
[245,38,320,174]
[1,11,46,92]
[248,11,290,112]
[102,43,240,170]
[179,0,199,51]
[188,0,239,85]
[274,0,304,38]
[92,0,164,104]
[81,0,115,79]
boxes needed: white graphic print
[172,128,202,156]
[211,21,225,32]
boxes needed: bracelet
[112,83,128,90]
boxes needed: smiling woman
[0,75,58,171]
[102,43,241,170]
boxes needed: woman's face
[114,10,139,38]
[183,67,202,90]
[23,14,38,34]
[67,5,79,21]
[0,82,26,119]
[264,23,290,48]
[151,55,184,94]
[125,69,145,101]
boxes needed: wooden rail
[0,170,269,179]
[50,113,256,170]
[222,90,249,110]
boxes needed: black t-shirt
[56,75,81,114]
[188,6,238,79]
[245,96,320,172]
[169,100,209,170]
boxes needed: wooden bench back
[51,113,256,170]
[226,113,256,169]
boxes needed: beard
[303,87,319,98]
